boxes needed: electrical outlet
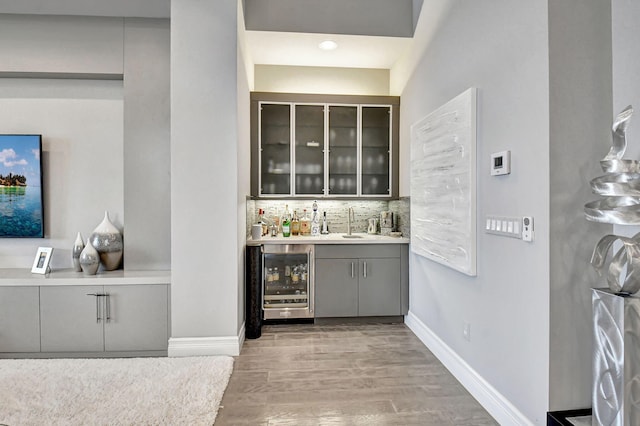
[463,322,471,342]
[522,216,534,242]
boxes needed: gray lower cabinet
[0,287,41,352]
[40,284,169,353]
[315,258,359,317]
[40,285,103,352]
[358,257,401,316]
[315,244,408,317]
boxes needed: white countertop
[0,269,171,286]
[247,232,409,246]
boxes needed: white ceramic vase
[72,232,84,272]
[89,211,123,271]
[79,239,100,275]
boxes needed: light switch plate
[485,215,522,239]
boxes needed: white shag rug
[0,356,234,426]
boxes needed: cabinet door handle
[351,262,355,278]
[363,261,367,278]
[105,293,111,323]
[86,293,102,323]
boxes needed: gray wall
[612,0,640,242]
[170,0,240,339]
[400,1,551,422]
[548,0,612,411]
[123,18,171,270]
[0,79,124,269]
[244,0,414,37]
[0,14,171,271]
[401,0,614,421]
[0,14,123,76]
[237,10,252,334]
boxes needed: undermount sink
[342,235,363,239]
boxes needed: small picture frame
[31,247,53,274]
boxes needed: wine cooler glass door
[262,245,314,319]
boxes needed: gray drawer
[315,244,401,259]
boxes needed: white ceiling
[0,0,418,70]
[245,31,413,69]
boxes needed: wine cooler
[262,244,314,319]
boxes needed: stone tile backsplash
[247,197,410,237]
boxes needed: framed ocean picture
[0,134,44,238]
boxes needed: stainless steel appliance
[262,244,314,319]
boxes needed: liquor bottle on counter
[321,211,329,234]
[291,210,300,236]
[281,204,290,232]
[282,214,291,237]
[311,201,320,236]
[271,207,280,233]
[258,209,268,236]
[300,209,311,236]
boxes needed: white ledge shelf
[247,233,409,246]
[0,269,171,286]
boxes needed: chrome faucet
[347,207,354,235]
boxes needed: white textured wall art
[410,88,477,276]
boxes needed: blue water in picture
[0,134,43,238]
[0,186,43,237]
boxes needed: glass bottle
[282,215,291,237]
[300,209,311,236]
[258,208,268,236]
[281,204,291,233]
[311,201,320,236]
[271,207,280,233]
[291,210,300,236]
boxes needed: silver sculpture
[587,106,640,426]
[592,288,640,426]
[585,106,640,225]
[586,105,640,295]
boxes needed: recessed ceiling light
[318,40,338,51]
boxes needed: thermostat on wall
[490,150,511,176]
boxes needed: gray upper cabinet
[251,92,400,199]
[0,287,41,352]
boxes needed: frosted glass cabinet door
[103,284,169,352]
[328,105,358,195]
[260,103,291,195]
[0,287,40,352]
[40,285,104,352]
[295,104,325,195]
[361,106,391,195]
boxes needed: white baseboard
[168,323,245,357]
[405,311,533,426]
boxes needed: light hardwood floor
[216,322,497,425]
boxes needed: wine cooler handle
[363,261,367,278]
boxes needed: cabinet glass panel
[263,252,310,310]
[295,105,324,195]
[328,106,357,195]
[361,106,391,195]
[260,103,291,195]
